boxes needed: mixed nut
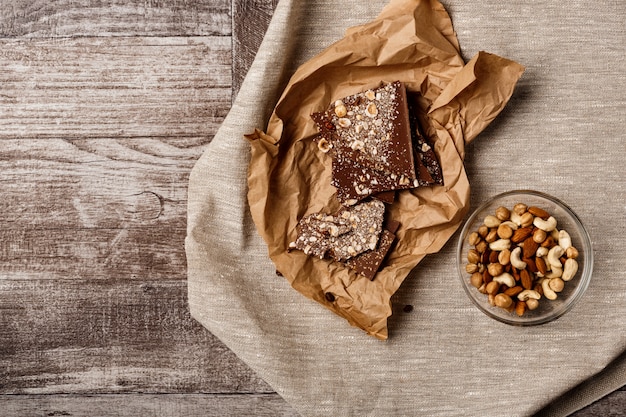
[464,203,580,316]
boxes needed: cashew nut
[536,246,549,258]
[492,272,516,288]
[562,258,579,281]
[547,245,565,269]
[542,279,558,300]
[510,211,523,226]
[551,228,560,241]
[533,216,557,232]
[558,230,572,250]
[489,239,511,251]
[518,289,541,301]
[520,212,534,227]
[544,266,563,279]
[510,247,527,270]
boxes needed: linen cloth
[186,0,626,415]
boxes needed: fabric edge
[534,350,626,417]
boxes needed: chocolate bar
[297,83,444,280]
[407,92,443,186]
[345,220,400,280]
[289,199,386,261]
[312,81,418,203]
[330,150,416,204]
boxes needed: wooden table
[0,1,622,415]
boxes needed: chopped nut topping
[290,200,386,261]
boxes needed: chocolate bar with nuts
[330,146,417,205]
[312,81,418,203]
[345,220,400,280]
[289,199,386,261]
[407,92,444,186]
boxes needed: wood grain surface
[0,1,622,416]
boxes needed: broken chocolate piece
[330,152,416,205]
[345,220,400,280]
[312,81,417,203]
[289,199,386,261]
[372,190,396,204]
[407,92,444,186]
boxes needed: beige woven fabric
[186,0,626,415]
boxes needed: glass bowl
[456,190,593,325]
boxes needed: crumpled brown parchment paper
[246,0,524,339]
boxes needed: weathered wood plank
[573,388,626,417]
[0,37,231,139]
[232,0,280,98]
[0,393,300,417]
[0,227,186,280]
[0,0,231,37]
[0,279,272,394]
[0,139,202,230]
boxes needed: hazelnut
[467,249,480,264]
[470,272,483,288]
[495,206,511,221]
[497,224,513,239]
[468,232,481,246]
[566,246,579,259]
[350,140,365,151]
[549,278,565,292]
[513,203,528,216]
[365,102,378,117]
[487,263,504,277]
[533,228,547,244]
[337,118,351,128]
[334,104,347,118]
[317,138,331,153]
[494,293,513,309]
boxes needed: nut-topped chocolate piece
[345,219,400,280]
[312,81,418,204]
[407,92,443,187]
[289,199,386,261]
[295,82,445,280]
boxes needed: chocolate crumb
[324,292,336,302]
[403,304,414,313]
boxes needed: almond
[541,235,556,248]
[536,257,548,275]
[504,285,523,297]
[520,269,533,290]
[522,236,539,258]
[511,227,533,243]
[528,206,550,219]
[524,256,538,273]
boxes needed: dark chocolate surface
[312,81,417,203]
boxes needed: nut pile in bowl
[457,190,593,325]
